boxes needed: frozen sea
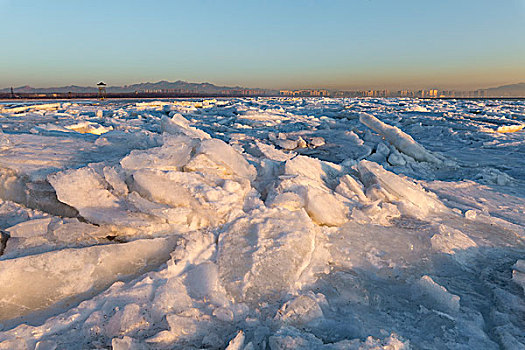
[0,97,523,349]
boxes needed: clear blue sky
[1,0,524,90]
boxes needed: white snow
[0,97,523,349]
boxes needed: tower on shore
[97,82,107,100]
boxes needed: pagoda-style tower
[97,82,107,100]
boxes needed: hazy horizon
[3,79,525,93]
[1,0,524,90]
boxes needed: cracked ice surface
[0,98,523,349]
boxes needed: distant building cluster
[332,89,493,98]
[279,89,330,97]
[219,89,264,96]
[3,82,521,100]
[363,90,390,97]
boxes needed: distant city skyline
[1,0,524,90]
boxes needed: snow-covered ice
[0,97,523,349]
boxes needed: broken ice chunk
[131,168,250,228]
[360,113,443,164]
[309,136,325,147]
[103,166,129,196]
[64,121,113,135]
[387,148,407,166]
[267,192,305,211]
[49,167,120,211]
[106,303,150,338]
[284,155,342,188]
[431,225,477,255]
[6,217,53,238]
[0,237,177,321]
[357,160,446,216]
[269,326,324,349]
[120,135,195,172]
[225,330,245,350]
[112,336,145,350]
[274,138,300,150]
[512,260,525,293]
[218,208,317,303]
[496,124,524,133]
[253,140,294,162]
[275,293,325,326]
[415,275,460,313]
[305,187,347,226]
[335,174,367,203]
[160,114,210,140]
[49,166,161,227]
[185,138,256,181]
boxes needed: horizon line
[3,80,525,93]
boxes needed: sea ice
[218,208,317,303]
[360,112,443,164]
[415,275,461,313]
[496,124,524,133]
[0,97,523,349]
[0,237,176,322]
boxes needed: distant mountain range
[483,82,525,96]
[2,81,525,97]
[1,80,273,94]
